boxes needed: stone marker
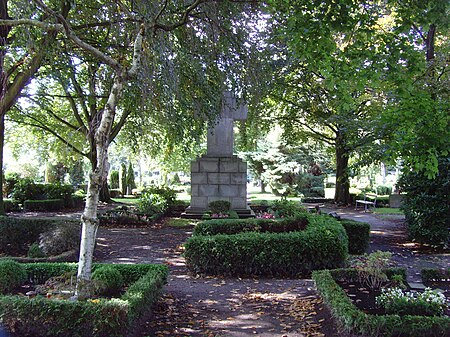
[184,91,253,217]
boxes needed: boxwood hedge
[338,219,370,254]
[312,269,450,337]
[0,263,168,337]
[185,214,348,277]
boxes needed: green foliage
[193,214,309,236]
[313,269,450,337]
[0,263,168,337]
[354,251,392,290]
[185,214,348,277]
[138,185,176,216]
[120,163,127,196]
[376,185,392,196]
[27,243,45,258]
[109,170,120,189]
[171,173,181,185]
[269,199,307,218]
[24,199,65,212]
[2,172,21,198]
[0,217,80,256]
[376,287,447,317]
[0,260,27,294]
[126,162,136,193]
[10,178,43,203]
[208,200,231,214]
[338,219,370,254]
[397,157,450,246]
[421,268,450,283]
[2,200,20,213]
[92,266,124,297]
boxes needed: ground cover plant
[313,263,450,337]
[0,217,80,259]
[185,213,349,277]
[0,262,168,337]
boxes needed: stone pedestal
[184,155,252,217]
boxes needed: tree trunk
[76,75,123,298]
[99,180,112,203]
[334,133,352,205]
[0,112,5,215]
[260,180,266,193]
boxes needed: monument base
[184,154,254,219]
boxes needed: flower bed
[0,263,168,337]
[312,268,450,337]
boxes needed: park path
[335,208,450,282]
[91,207,449,336]
[94,225,337,337]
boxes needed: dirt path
[94,224,339,337]
[335,208,450,282]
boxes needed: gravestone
[184,92,253,217]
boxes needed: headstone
[184,91,253,217]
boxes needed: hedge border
[421,268,450,282]
[24,199,65,212]
[185,214,348,277]
[0,263,168,337]
[338,219,371,255]
[312,269,450,337]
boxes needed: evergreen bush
[397,157,450,246]
[92,266,124,296]
[0,260,27,294]
[338,219,370,254]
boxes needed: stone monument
[184,91,253,217]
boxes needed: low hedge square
[0,262,168,337]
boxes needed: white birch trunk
[75,76,124,298]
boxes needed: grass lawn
[373,207,404,215]
[112,197,140,205]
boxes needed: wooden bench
[355,193,377,211]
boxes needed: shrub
[376,287,447,316]
[208,200,231,214]
[43,183,74,208]
[3,200,20,213]
[185,214,348,277]
[138,185,177,216]
[0,217,80,256]
[3,172,21,198]
[354,251,392,290]
[338,219,370,254]
[38,223,81,256]
[397,157,450,246]
[110,170,120,189]
[0,260,27,294]
[24,199,65,211]
[376,185,392,196]
[27,243,45,258]
[421,268,450,282]
[11,178,44,203]
[269,199,307,218]
[92,266,124,297]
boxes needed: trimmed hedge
[0,263,169,337]
[421,268,450,282]
[313,269,450,337]
[0,217,80,256]
[185,214,348,277]
[193,214,309,236]
[338,219,371,254]
[24,199,65,212]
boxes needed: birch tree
[1,0,263,297]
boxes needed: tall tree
[0,0,71,214]
[2,0,264,297]
[263,0,389,204]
